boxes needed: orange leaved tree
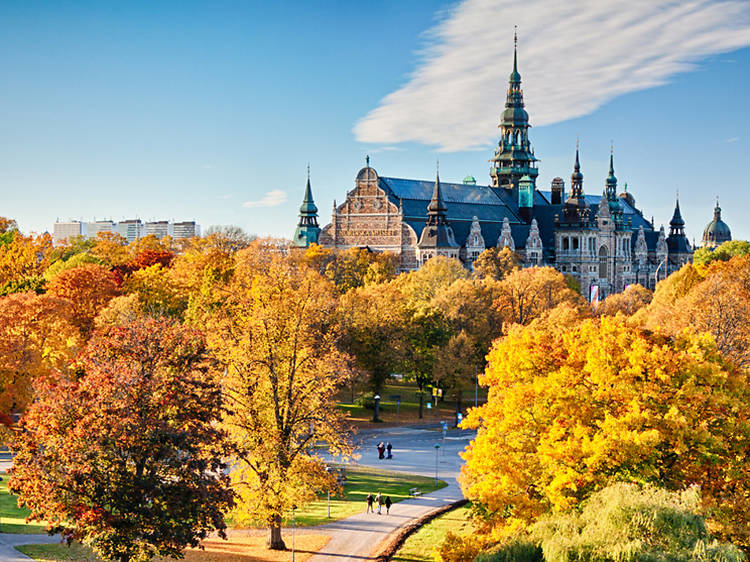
[10,317,233,561]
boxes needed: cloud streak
[242,190,288,208]
[354,0,750,151]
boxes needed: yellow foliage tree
[596,283,652,316]
[494,266,587,326]
[461,313,750,548]
[472,247,521,280]
[207,249,351,550]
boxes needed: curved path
[308,424,474,561]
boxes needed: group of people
[377,441,393,459]
[366,492,392,515]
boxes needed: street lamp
[373,394,381,422]
[291,505,297,562]
[324,467,331,518]
[433,443,440,487]
[654,255,668,288]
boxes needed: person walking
[376,492,383,514]
[386,442,393,459]
[366,492,374,514]
[384,495,392,515]
[377,442,385,459]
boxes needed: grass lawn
[392,504,475,562]
[0,471,47,534]
[228,465,447,529]
[338,381,487,427]
[16,534,330,561]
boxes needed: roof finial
[366,154,370,168]
[513,25,518,74]
[514,25,518,48]
[436,158,439,175]
[576,136,580,151]
[307,163,310,181]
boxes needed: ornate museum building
[292,40,730,299]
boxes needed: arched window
[562,237,569,251]
[599,246,608,279]
[572,237,579,251]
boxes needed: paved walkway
[0,533,60,561]
[308,424,474,561]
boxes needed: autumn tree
[339,280,408,397]
[0,292,77,423]
[123,264,186,317]
[0,232,53,294]
[90,231,130,267]
[637,258,750,369]
[473,247,521,280]
[297,244,398,292]
[461,312,750,548]
[494,266,586,326]
[595,283,652,316]
[10,317,234,562]
[208,248,351,550]
[47,264,120,337]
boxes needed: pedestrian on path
[385,496,392,515]
[377,442,385,459]
[366,492,374,514]
[386,442,393,459]
[376,492,383,514]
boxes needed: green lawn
[393,504,475,562]
[15,543,98,561]
[0,471,48,534]
[228,465,447,528]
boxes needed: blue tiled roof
[381,177,504,206]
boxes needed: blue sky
[1,0,749,243]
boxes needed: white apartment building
[145,221,172,239]
[116,219,146,244]
[87,220,116,238]
[173,221,200,240]
[53,221,84,243]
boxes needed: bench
[409,487,421,497]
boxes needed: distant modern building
[173,221,200,240]
[87,220,115,238]
[701,198,732,248]
[145,220,172,239]
[116,219,145,244]
[53,221,84,243]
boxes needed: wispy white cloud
[354,0,750,151]
[724,136,740,143]
[242,190,288,208]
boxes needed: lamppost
[433,443,440,487]
[291,505,297,562]
[373,394,381,422]
[654,255,667,288]
[324,467,331,518]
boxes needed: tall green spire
[292,165,321,248]
[489,27,538,194]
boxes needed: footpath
[308,424,472,561]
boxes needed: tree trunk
[418,390,424,419]
[268,516,286,550]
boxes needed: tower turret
[489,29,538,195]
[667,193,691,259]
[292,166,321,248]
[701,197,732,248]
[563,145,588,224]
[418,163,459,252]
[605,146,623,226]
